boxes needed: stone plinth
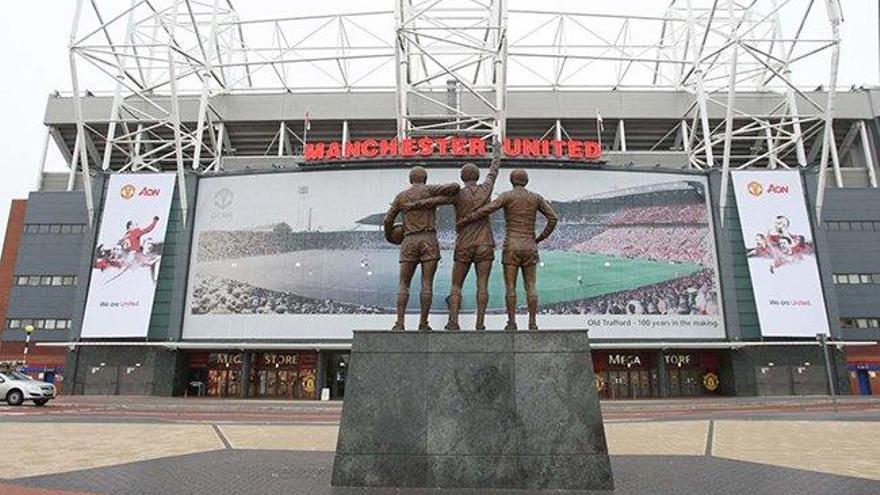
[331,330,613,491]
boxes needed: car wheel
[33,399,49,407]
[6,389,24,406]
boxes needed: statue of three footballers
[383,142,558,331]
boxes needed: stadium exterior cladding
[4,89,880,399]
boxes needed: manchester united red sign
[304,137,602,162]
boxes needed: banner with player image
[731,170,829,337]
[183,167,726,340]
[81,173,177,338]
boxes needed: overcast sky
[0,0,877,250]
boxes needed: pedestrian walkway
[2,418,880,482]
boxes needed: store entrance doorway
[324,352,349,399]
[207,369,241,398]
[256,369,298,399]
[602,370,659,399]
[857,369,872,395]
[667,369,703,397]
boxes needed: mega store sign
[304,137,602,162]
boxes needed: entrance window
[664,352,720,397]
[250,352,318,400]
[593,352,659,400]
[188,352,244,398]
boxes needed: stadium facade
[2,1,880,400]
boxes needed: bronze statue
[383,167,459,331]
[457,169,558,330]
[403,145,502,331]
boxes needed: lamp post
[22,324,34,369]
[817,333,838,413]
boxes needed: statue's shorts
[400,232,441,263]
[502,249,539,267]
[453,245,495,263]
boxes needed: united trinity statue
[384,153,557,331]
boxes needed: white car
[0,371,56,406]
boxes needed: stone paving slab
[220,424,338,451]
[4,419,880,486]
[605,420,709,456]
[10,450,880,495]
[0,423,224,478]
[713,420,880,481]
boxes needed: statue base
[331,330,613,491]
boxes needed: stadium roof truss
[59,0,855,223]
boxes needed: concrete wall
[45,90,880,124]
[3,192,89,343]
[808,182,880,342]
[728,345,848,397]
[146,175,197,342]
[65,346,181,396]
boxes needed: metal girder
[395,0,507,140]
[63,0,845,194]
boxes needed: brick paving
[0,482,96,495]
[3,395,880,425]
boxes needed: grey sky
[0,0,877,249]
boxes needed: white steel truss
[394,0,507,140]
[65,0,847,221]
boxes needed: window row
[23,223,87,235]
[840,318,880,329]
[832,273,880,285]
[6,318,72,331]
[14,275,78,287]
[824,220,880,232]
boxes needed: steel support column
[816,0,843,221]
[166,0,189,226]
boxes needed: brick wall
[0,200,27,356]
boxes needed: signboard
[305,137,602,162]
[183,167,724,340]
[731,170,830,337]
[81,173,176,338]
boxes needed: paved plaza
[1,397,879,494]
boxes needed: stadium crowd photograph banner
[81,173,176,338]
[183,167,725,340]
[731,170,830,337]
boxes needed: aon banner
[731,171,829,337]
[81,174,177,338]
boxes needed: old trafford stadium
[2,0,880,404]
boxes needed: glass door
[609,371,631,399]
[631,370,657,399]
[667,369,682,397]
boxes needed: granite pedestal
[331,330,613,491]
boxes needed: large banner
[81,174,177,338]
[731,171,829,337]
[184,168,725,340]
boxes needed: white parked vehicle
[0,371,56,406]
